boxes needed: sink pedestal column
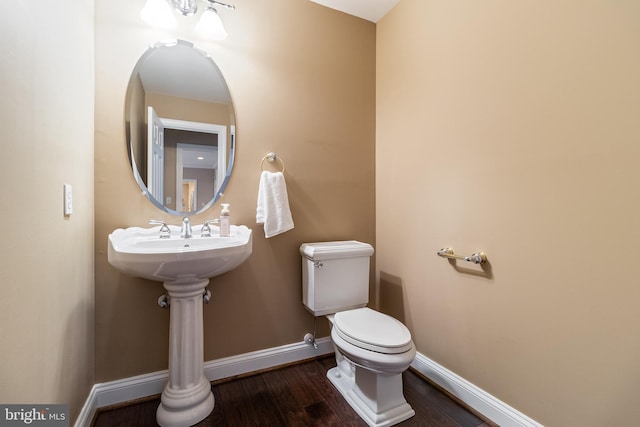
[157,277,214,427]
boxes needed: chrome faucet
[181,217,192,238]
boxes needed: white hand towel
[256,171,294,238]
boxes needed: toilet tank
[300,241,374,316]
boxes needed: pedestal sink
[107,223,252,427]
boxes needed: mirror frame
[124,39,235,216]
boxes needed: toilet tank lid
[300,241,374,260]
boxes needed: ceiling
[309,0,400,23]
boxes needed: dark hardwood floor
[93,356,493,427]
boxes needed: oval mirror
[125,40,235,216]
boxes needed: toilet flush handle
[314,261,323,269]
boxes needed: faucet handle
[149,220,171,239]
[201,219,220,237]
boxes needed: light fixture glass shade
[195,7,228,40]
[141,0,176,28]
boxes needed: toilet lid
[334,308,413,354]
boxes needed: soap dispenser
[219,203,231,237]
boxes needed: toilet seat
[333,308,413,354]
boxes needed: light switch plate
[64,184,73,215]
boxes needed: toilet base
[327,365,415,427]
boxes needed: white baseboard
[202,336,333,381]
[411,353,543,427]
[75,340,542,427]
[74,385,97,427]
[74,337,333,427]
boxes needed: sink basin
[107,222,252,427]
[108,224,252,282]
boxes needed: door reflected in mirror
[125,40,236,216]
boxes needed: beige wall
[377,1,640,426]
[95,0,375,381]
[0,0,95,423]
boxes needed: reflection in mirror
[125,40,236,216]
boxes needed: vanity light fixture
[141,0,235,40]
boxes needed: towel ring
[260,152,285,173]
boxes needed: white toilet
[300,241,416,427]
